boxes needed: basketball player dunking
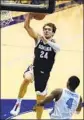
[36,76,82,119]
[10,11,60,119]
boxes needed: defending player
[36,76,82,119]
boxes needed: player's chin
[45,35,51,39]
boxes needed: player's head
[43,23,57,39]
[67,76,80,91]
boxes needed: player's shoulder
[52,88,63,100]
[51,88,63,95]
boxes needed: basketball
[30,13,47,20]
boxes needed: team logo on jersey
[38,44,52,51]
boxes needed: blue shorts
[24,64,50,93]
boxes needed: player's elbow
[24,23,28,30]
[24,22,29,30]
[76,106,82,114]
[76,96,82,114]
[57,46,60,51]
[24,24,31,34]
[55,45,60,52]
[76,109,81,114]
[53,43,60,52]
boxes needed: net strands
[0,0,56,13]
[0,10,13,28]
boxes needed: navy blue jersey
[33,40,56,73]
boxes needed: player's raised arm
[76,96,82,114]
[24,13,40,41]
[37,89,62,106]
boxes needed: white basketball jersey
[50,88,80,119]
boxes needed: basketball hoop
[0,0,56,13]
[0,10,13,28]
[0,0,15,28]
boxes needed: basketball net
[0,0,15,28]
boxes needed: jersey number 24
[40,51,48,59]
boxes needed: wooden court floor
[1,5,83,119]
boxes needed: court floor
[1,5,83,119]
